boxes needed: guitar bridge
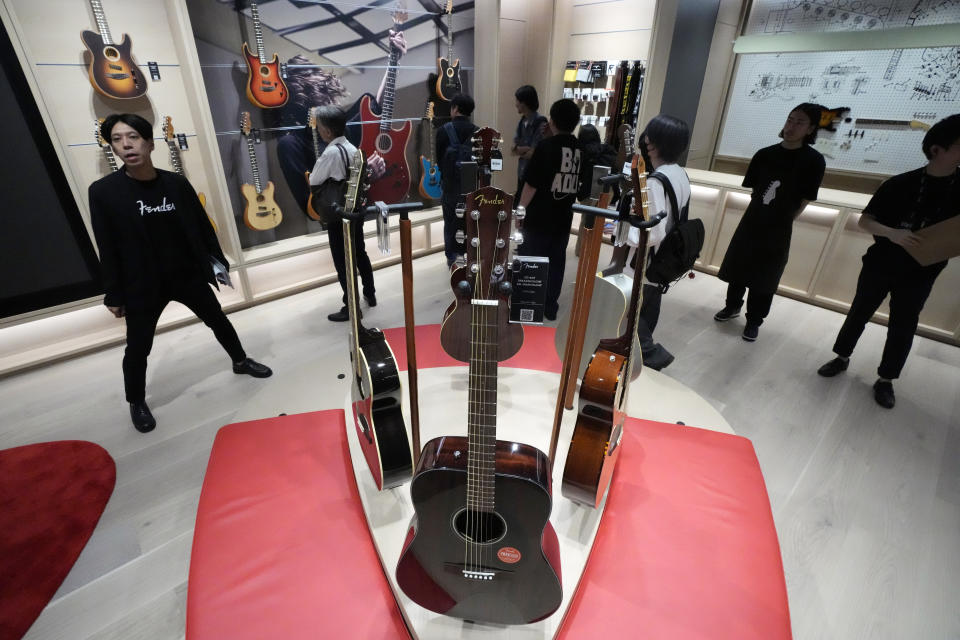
[463,570,495,581]
[444,562,512,580]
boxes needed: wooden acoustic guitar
[239,112,282,231]
[94,118,119,173]
[343,150,413,490]
[242,1,288,109]
[358,6,411,204]
[435,0,462,102]
[163,117,216,232]
[561,154,655,507]
[81,0,147,100]
[418,102,442,200]
[396,186,563,624]
[304,107,323,221]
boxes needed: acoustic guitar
[81,0,147,100]
[358,6,411,204]
[242,1,288,109]
[435,0,462,102]
[396,186,563,624]
[342,151,413,491]
[239,112,282,231]
[418,102,442,200]
[304,107,323,221]
[94,118,119,173]
[561,154,655,507]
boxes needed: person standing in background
[714,103,826,342]
[512,85,548,197]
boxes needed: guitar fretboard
[466,297,498,513]
[167,141,183,176]
[379,18,404,132]
[89,0,113,45]
[245,134,263,194]
[250,2,267,65]
[446,5,454,64]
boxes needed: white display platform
[234,355,731,639]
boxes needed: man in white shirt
[309,105,376,321]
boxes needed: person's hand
[515,145,531,156]
[367,152,387,181]
[107,305,125,318]
[888,228,922,248]
[389,30,407,57]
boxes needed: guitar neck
[89,0,113,45]
[250,2,267,64]
[104,145,119,172]
[379,23,403,129]
[466,292,498,513]
[855,118,927,130]
[245,135,262,193]
[447,8,454,60]
[344,218,363,375]
[167,141,184,176]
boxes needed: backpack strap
[647,171,680,227]
[334,143,349,177]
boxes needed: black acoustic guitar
[81,0,147,100]
[343,150,412,491]
[435,0,462,102]
[396,186,563,625]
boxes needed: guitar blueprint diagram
[745,0,960,34]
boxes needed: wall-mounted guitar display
[163,116,216,232]
[239,112,282,231]
[435,0,461,102]
[81,0,147,99]
[242,1,288,109]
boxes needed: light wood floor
[2,246,958,640]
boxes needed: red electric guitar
[358,6,411,203]
[242,1,288,109]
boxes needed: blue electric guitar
[418,102,442,200]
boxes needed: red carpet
[0,441,116,640]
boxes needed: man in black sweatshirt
[90,114,271,433]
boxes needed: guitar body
[358,95,412,203]
[304,171,322,221]
[198,193,217,231]
[80,31,146,99]
[561,347,627,506]
[439,264,523,363]
[396,436,562,624]
[435,57,462,102]
[351,326,412,490]
[240,181,282,230]
[554,273,640,381]
[242,43,288,109]
[418,156,442,199]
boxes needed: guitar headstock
[425,101,434,121]
[163,116,174,143]
[471,127,503,170]
[307,107,316,131]
[458,186,517,301]
[629,154,650,222]
[95,118,107,147]
[344,149,369,215]
[240,111,252,137]
[445,0,452,14]
[392,1,407,27]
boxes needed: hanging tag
[254,128,262,144]
[280,62,288,79]
[490,149,503,171]
[147,61,160,81]
[375,201,390,254]
[510,256,549,324]
[622,161,631,176]
[176,133,189,150]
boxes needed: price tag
[147,61,160,81]
[491,157,503,171]
[622,161,631,176]
[176,133,189,150]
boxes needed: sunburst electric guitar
[242,1,288,108]
[81,0,147,99]
[239,112,282,231]
[435,0,461,102]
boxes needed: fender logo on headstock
[477,194,505,206]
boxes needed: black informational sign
[509,256,548,325]
[0,22,101,318]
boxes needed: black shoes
[364,293,377,307]
[233,358,273,378]
[643,344,675,371]
[714,306,741,322]
[873,380,895,409]
[817,357,849,377]
[328,306,350,322]
[544,308,558,322]
[129,401,156,433]
[742,324,759,342]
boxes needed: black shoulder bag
[645,171,705,293]
[310,143,350,229]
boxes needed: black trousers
[725,282,775,326]
[518,231,570,317]
[832,260,939,380]
[327,220,375,305]
[123,278,245,403]
[635,283,663,357]
[441,196,464,266]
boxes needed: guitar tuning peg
[493,265,504,276]
[455,205,465,218]
[498,210,506,221]
[512,232,524,246]
[496,238,505,248]
[470,237,479,247]
[514,205,526,220]
[455,229,465,243]
[470,210,480,220]
[455,255,467,268]
[470,263,479,274]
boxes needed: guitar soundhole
[256,194,265,203]
[103,46,120,61]
[376,133,393,154]
[259,65,271,77]
[452,508,507,545]
[447,68,454,78]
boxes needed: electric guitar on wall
[435,0,462,102]
[81,0,147,100]
[242,1,289,109]
[358,6,412,204]
[163,116,216,231]
[396,186,563,624]
[343,150,413,490]
[418,102,442,200]
[239,112,282,231]
[94,118,119,173]
[304,107,323,221]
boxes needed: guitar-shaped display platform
[358,6,411,204]
[561,154,654,508]
[305,107,323,221]
[81,0,147,99]
[396,186,562,624]
[239,112,282,231]
[343,151,413,491]
[418,102,442,200]
[242,1,288,108]
[435,0,462,102]
[163,117,215,231]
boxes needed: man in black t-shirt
[436,93,479,266]
[517,99,584,320]
[90,114,272,433]
[818,114,960,409]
